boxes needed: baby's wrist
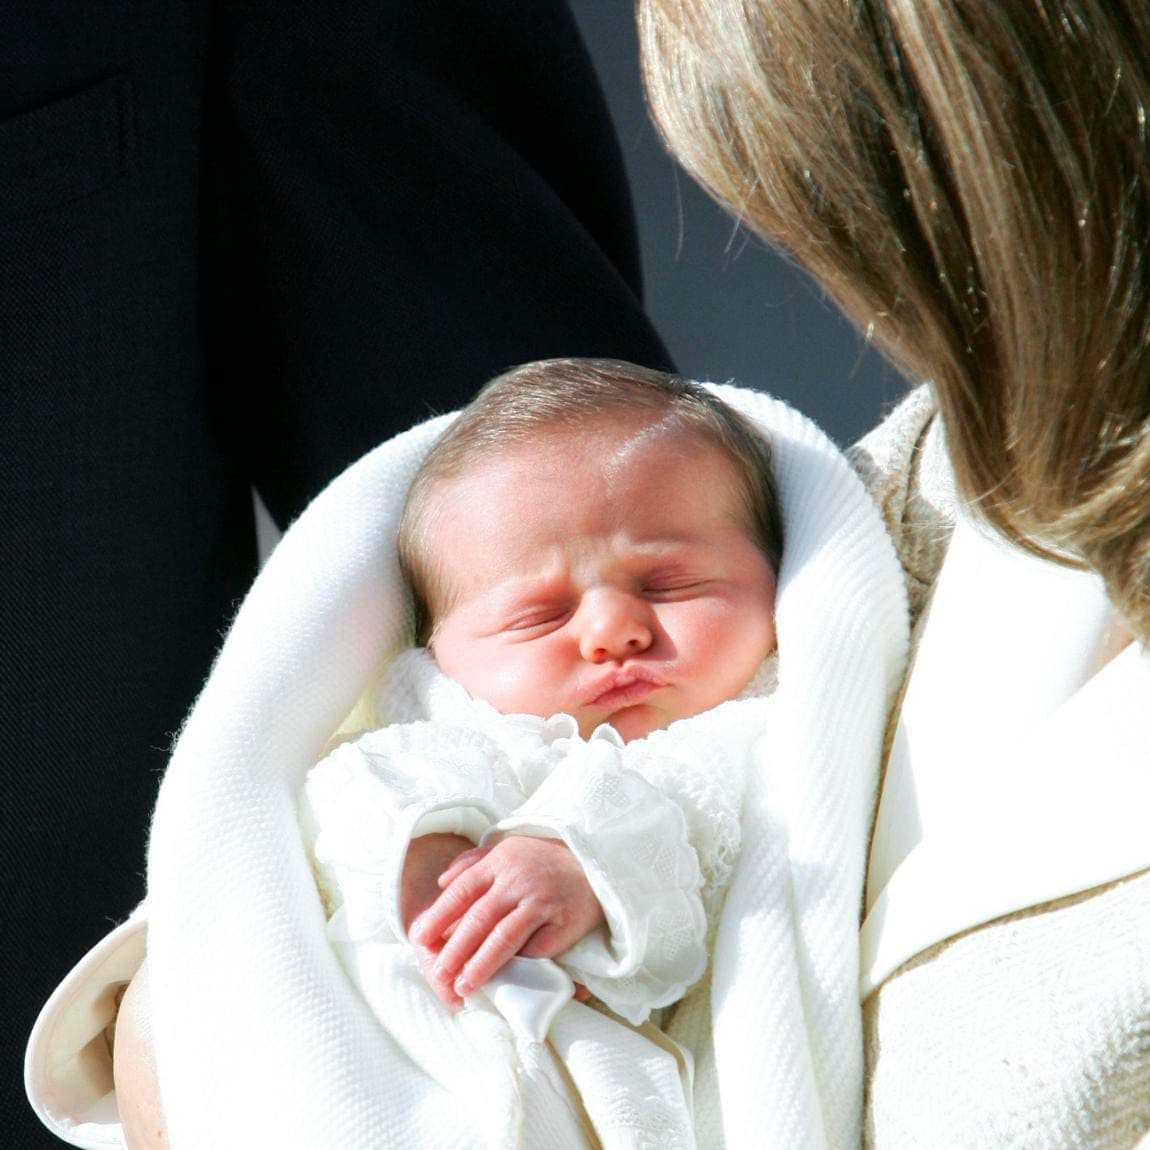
[407,832,474,871]
[415,832,475,848]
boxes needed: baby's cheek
[684,599,774,695]
[470,653,562,718]
[431,644,487,701]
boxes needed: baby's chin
[580,704,669,744]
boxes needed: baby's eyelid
[641,577,710,597]
[505,606,571,632]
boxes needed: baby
[302,356,783,1027]
[28,356,904,1148]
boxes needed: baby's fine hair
[398,357,783,643]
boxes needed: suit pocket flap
[0,74,131,220]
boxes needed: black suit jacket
[1,2,669,1141]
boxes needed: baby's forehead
[435,416,741,493]
[424,423,754,551]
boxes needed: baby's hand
[410,835,604,1006]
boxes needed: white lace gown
[299,649,776,1149]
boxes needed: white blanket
[29,385,908,1148]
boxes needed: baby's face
[426,421,778,741]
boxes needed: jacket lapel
[861,513,1150,996]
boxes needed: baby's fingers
[410,866,494,946]
[414,945,463,1011]
[517,923,572,960]
[430,890,532,995]
[437,845,492,889]
[450,906,539,998]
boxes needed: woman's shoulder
[848,384,957,625]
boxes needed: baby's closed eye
[640,578,714,600]
[503,605,573,636]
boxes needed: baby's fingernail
[454,977,472,997]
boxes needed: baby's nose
[578,591,654,663]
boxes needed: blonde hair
[641,0,1150,638]
[398,357,783,642]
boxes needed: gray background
[570,1,911,448]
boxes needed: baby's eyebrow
[623,537,713,566]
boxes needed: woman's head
[640,0,1150,637]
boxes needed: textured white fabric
[490,730,712,1020]
[865,869,1150,1148]
[53,386,906,1149]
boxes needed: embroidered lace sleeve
[300,722,525,943]
[623,707,757,928]
[484,731,715,1026]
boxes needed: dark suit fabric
[1,2,670,1141]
